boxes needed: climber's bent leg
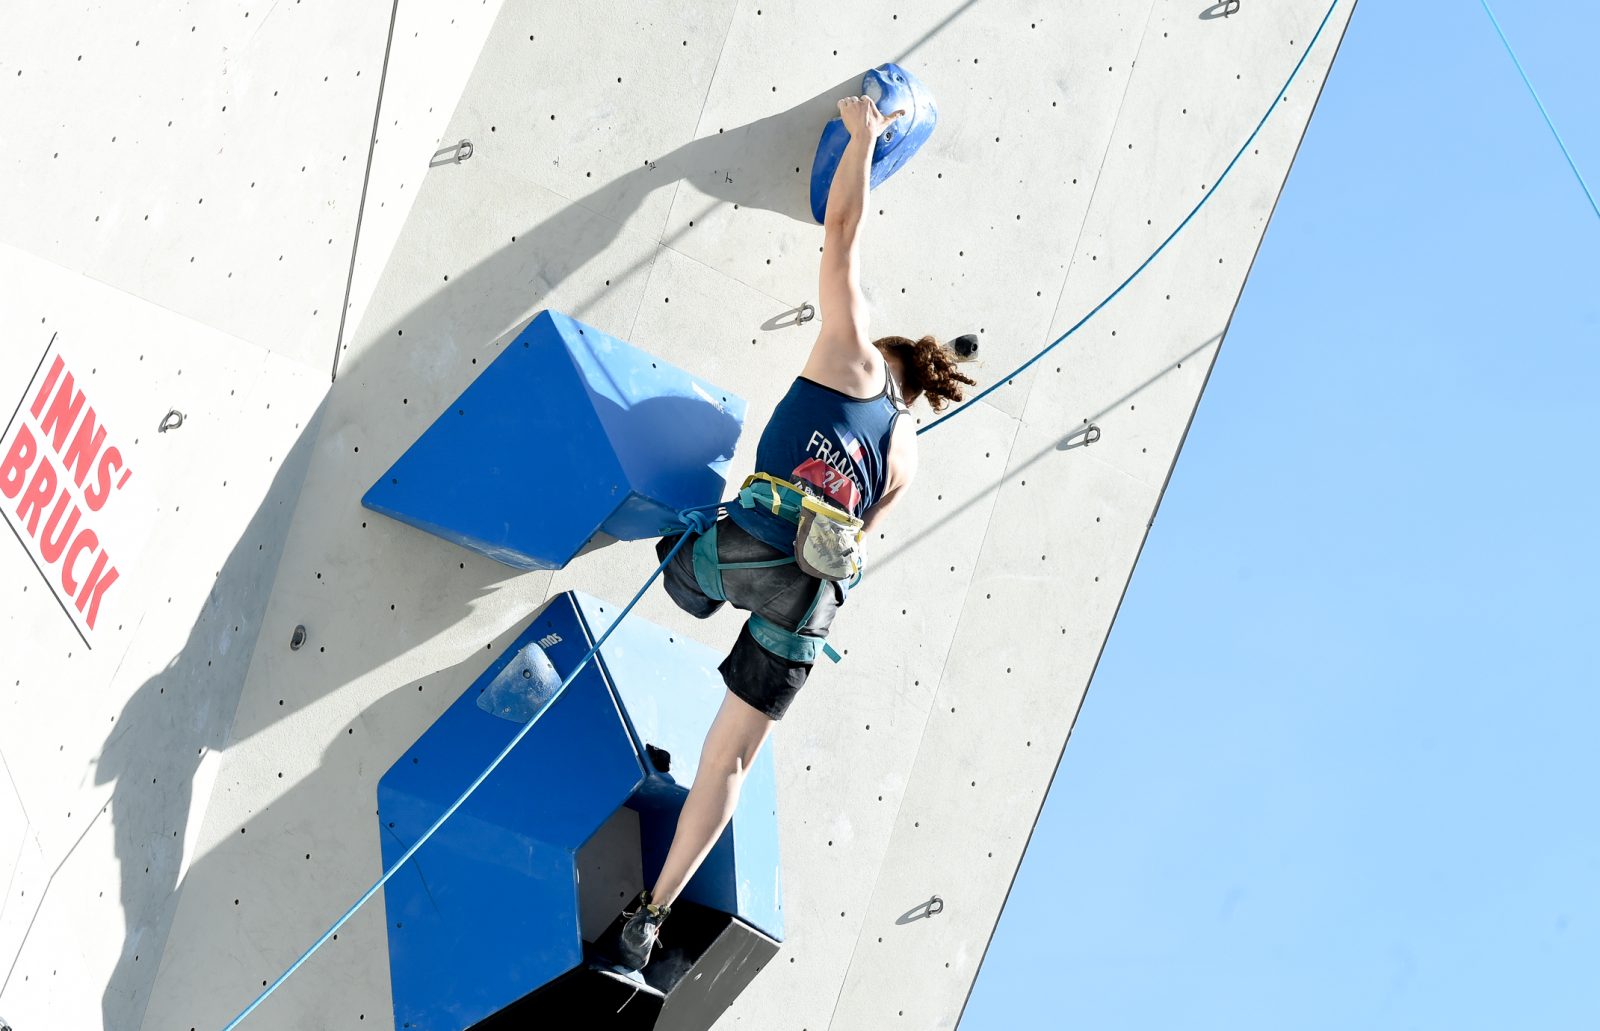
[650,688,776,908]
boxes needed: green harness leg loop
[747,579,841,664]
[691,526,727,602]
[718,558,799,570]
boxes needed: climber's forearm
[824,134,872,233]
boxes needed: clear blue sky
[963,2,1598,1028]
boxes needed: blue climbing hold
[809,63,938,224]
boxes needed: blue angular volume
[362,309,747,570]
[376,590,783,1029]
[809,63,939,223]
[376,597,644,1029]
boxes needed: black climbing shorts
[654,515,845,721]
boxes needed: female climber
[592,93,977,977]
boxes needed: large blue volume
[362,309,747,570]
[376,590,782,1029]
[809,63,938,223]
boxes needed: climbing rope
[1477,0,1598,221]
[918,0,1341,435]
[220,1,1340,1024]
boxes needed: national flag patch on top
[839,429,866,465]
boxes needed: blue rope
[918,0,1341,436]
[1478,0,1598,221]
[218,503,725,1030]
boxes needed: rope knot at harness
[677,508,717,536]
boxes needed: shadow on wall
[91,405,325,1029]
[89,76,863,1030]
[391,72,865,369]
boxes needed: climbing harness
[682,473,865,665]
[219,2,1344,1023]
[736,473,866,583]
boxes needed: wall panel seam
[329,0,403,382]
[0,800,109,1000]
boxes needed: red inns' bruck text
[2,353,131,630]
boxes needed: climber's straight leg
[650,688,776,909]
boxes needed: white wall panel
[1,0,505,374]
[0,0,1356,1028]
[0,244,324,1030]
[459,0,742,241]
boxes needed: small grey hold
[290,625,307,650]
[950,334,979,360]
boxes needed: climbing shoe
[592,890,670,973]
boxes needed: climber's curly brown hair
[873,335,977,413]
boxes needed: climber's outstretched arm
[806,96,904,381]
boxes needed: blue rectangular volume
[362,309,748,570]
[375,591,784,1029]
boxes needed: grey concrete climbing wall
[0,0,1355,1029]
[0,2,506,1027]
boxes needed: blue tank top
[729,363,908,557]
